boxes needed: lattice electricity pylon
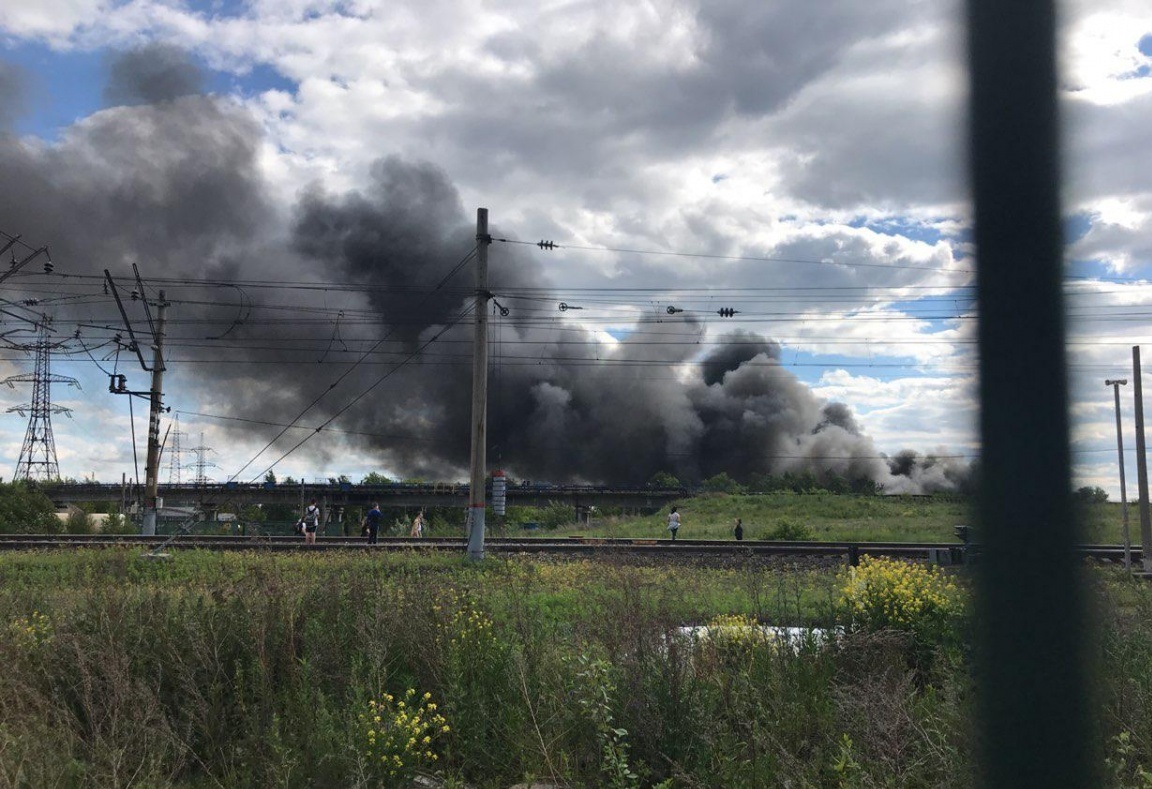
[4,321,81,481]
[185,433,217,486]
[166,415,186,485]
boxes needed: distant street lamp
[1106,378,1131,570]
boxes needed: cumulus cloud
[25,0,1152,490]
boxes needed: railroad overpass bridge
[41,481,688,514]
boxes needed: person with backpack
[302,499,320,545]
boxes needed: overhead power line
[227,244,479,483]
[247,301,477,483]
[495,236,977,275]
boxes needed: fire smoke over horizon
[0,45,970,492]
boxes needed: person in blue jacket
[364,502,382,545]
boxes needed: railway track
[0,533,1137,564]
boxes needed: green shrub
[1075,485,1109,504]
[101,507,135,534]
[567,654,638,789]
[648,471,680,488]
[764,519,813,541]
[64,507,94,534]
[0,482,60,533]
[702,473,744,494]
[536,501,577,529]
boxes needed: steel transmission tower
[4,321,80,481]
[166,415,186,485]
[186,433,217,486]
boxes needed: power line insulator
[666,305,683,314]
[717,307,739,317]
[537,240,556,250]
[43,259,53,274]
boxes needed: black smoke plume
[0,46,967,492]
[103,44,206,107]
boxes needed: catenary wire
[248,301,477,483]
[226,245,478,482]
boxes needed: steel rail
[0,533,1135,563]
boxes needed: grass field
[525,493,1135,545]
[129,493,1137,548]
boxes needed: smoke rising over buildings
[0,45,969,492]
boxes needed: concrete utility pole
[1134,347,1152,573]
[141,292,167,537]
[467,208,491,560]
[1106,379,1131,570]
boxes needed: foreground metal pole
[1106,379,1131,570]
[1134,348,1152,573]
[967,0,1093,786]
[466,209,491,561]
[141,292,167,537]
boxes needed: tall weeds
[0,550,995,787]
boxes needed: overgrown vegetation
[0,548,960,787]
[1,483,1148,789]
[0,481,61,533]
[0,548,1143,788]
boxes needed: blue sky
[7,39,296,139]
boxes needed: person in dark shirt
[364,502,382,545]
[734,518,744,541]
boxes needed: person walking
[667,506,681,540]
[364,502,382,545]
[734,518,744,541]
[410,510,425,538]
[302,498,320,545]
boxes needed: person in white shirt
[667,507,681,540]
